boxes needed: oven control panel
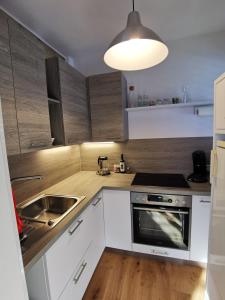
[147,194,173,203]
[131,192,192,208]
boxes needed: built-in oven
[131,192,192,250]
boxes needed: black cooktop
[131,173,190,188]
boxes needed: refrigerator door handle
[210,149,218,183]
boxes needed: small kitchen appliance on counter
[187,150,208,183]
[132,173,190,188]
[97,156,110,176]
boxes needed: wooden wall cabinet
[8,19,52,153]
[0,11,20,155]
[88,72,128,142]
[46,57,91,145]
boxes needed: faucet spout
[11,175,43,184]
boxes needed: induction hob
[131,173,190,188]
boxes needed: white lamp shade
[104,11,169,71]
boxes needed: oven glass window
[133,205,190,250]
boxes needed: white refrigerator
[206,141,225,300]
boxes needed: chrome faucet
[11,175,43,184]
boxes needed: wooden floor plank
[83,249,206,300]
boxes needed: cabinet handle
[92,197,102,207]
[200,200,211,203]
[133,206,189,215]
[73,262,87,284]
[68,219,83,235]
[30,142,48,148]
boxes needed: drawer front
[59,241,100,300]
[45,206,92,300]
[132,243,190,260]
[89,193,105,254]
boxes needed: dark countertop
[21,171,211,272]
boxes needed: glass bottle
[182,86,189,104]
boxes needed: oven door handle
[133,207,189,215]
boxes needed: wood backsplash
[8,137,212,204]
[8,145,81,204]
[80,137,212,175]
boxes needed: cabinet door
[59,241,100,300]
[215,74,225,133]
[89,193,105,256]
[190,195,211,263]
[8,19,51,153]
[103,189,132,250]
[59,59,90,144]
[25,257,50,300]
[0,11,20,155]
[88,72,128,142]
[45,206,92,300]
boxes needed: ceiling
[1,0,225,75]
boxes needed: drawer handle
[92,197,102,207]
[68,219,83,235]
[152,249,168,256]
[30,142,48,148]
[73,262,87,284]
[200,200,211,203]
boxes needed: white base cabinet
[60,194,105,300]
[26,190,211,300]
[190,195,211,263]
[26,192,105,300]
[103,189,132,251]
[59,241,101,300]
[45,204,93,300]
[26,257,50,300]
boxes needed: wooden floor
[83,249,206,300]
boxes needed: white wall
[128,106,212,139]
[124,31,225,103]
[79,31,225,105]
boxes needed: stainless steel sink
[18,194,86,228]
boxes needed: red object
[12,191,24,234]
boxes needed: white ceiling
[1,0,225,75]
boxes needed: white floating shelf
[125,101,213,112]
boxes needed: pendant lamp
[104,0,168,71]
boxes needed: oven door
[132,204,190,250]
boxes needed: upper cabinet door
[59,59,90,144]
[46,57,91,145]
[88,72,128,142]
[215,73,225,134]
[0,11,20,155]
[8,20,51,153]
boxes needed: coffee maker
[97,156,110,176]
[187,150,208,183]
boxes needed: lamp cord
[132,0,135,11]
